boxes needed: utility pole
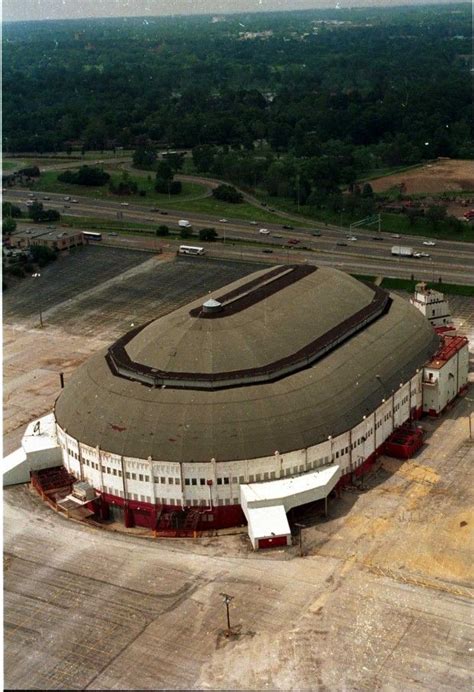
[220,593,234,636]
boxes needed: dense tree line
[3,4,472,169]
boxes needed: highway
[5,188,474,285]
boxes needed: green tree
[2,216,16,235]
[2,201,22,218]
[212,184,243,203]
[155,225,169,236]
[426,205,447,228]
[179,227,193,239]
[198,228,218,241]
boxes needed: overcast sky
[2,0,464,23]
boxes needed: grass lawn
[60,217,156,234]
[2,161,23,170]
[380,277,474,297]
[168,196,288,223]
[31,170,207,206]
[348,274,474,296]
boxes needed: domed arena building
[47,263,456,548]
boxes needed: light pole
[220,593,234,636]
[32,272,43,328]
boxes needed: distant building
[10,227,84,251]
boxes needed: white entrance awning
[240,465,341,549]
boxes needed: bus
[83,231,102,241]
[178,245,205,256]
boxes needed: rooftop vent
[202,298,222,314]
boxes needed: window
[140,494,145,502]
[192,499,199,506]
[168,477,173,484]
[132,473,137,481]
[174,478,180,485]
[191,478,197,486]
[232,477,238,484]
[133,493,138,500]
[185,500,192,507]
[200,499,207,506]
[200,478,206,485]
[185,478,190,486]
[270,472,275,480]
[255,474,261,482]
[249,475,254,483]
[126,472,131,479]
[239,476,244,483]
[113,469,117,476]
[145,475,150,483]
[217,478,222,485]
[139,474,144,482]
[224,498,230,505]
[264,472,269,480]
[154,476,159,484]
[158,476,164,484]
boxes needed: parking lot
[3,247,262,338]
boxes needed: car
[71,199,78,203]
[423,241,436,246]
[160,211,168,215]
[28,192,35,198]
[288,238,300,245]
[413,252,422,258]
[259,228,270,235]
[347,236,358,241]
[311,231,321,237]
[108,232,118,237]
[282,225,294,230]
[419,252,430,258]
[26,200,34,206]
[371,236,383,241]
[64,196,71,201]
[391,234,401,238]
[219,218,228,223]
[249,220,257,225]
[262,249,273,254]
[43,196,50,200]
[336,242,347,247]
[272,234,283,238]
[120,202,129,206]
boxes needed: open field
[4,250,474,689]
[370,158,474,195]
[30,170,208,206]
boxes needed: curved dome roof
[55,265,439,462]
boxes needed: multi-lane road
[5,187,474,284]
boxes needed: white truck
[391,245,413,257]
[178,219,192,229]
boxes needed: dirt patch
[371,159,474,195]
